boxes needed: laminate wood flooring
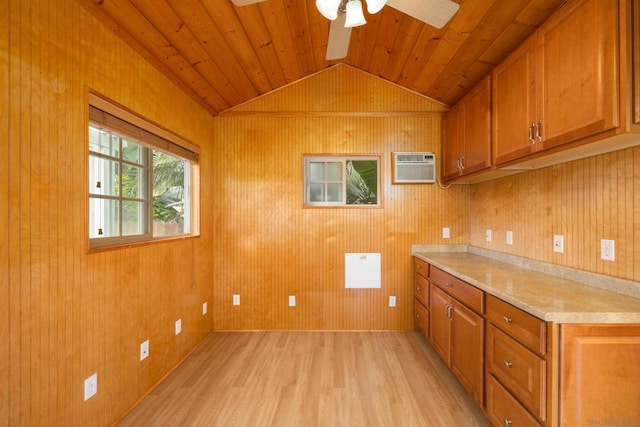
[118,331,491,426]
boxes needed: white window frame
[88,93,200,250]
[303,155,381,207]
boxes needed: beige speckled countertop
[413,250,640,324]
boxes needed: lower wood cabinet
[413,256,640,426]
[429,278,484,406]
[559,324,640,426]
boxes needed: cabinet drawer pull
[503,316,512,324]
[445,282,453,288]
[503,360,513,368]
[503,418,512,427]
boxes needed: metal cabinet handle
[460,156,465,169]
[535,120,543,142]
[503,316,512,324]
[445,304,453,319]
[528,125,535,144]
[445,282,453,288]
[504,360,513,368]
[503,419,512,427]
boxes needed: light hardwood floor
[118,331,491,426]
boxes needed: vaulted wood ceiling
[77,0,567,116]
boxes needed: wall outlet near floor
[485,229,492,242]
[175,319,182,335]
[140,340,149,361]
[202,301,208,315]
[288,295,296,307]
[84,373,98,401]
[601,239,615,261]
[389,295,397,307]
[553,234,564,253]
[233,294,240,306]
[442,227,450,239]
[506,230,513,245]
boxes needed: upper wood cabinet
[442,75,492,182]
[493,0,619,166]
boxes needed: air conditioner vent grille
[392,152,436,184]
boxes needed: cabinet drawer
[487,295,546,355]
[487,324,546,421]
[414,257,428,278]
[429,266,484,314]
[486,374,543,427]
[414,273,429,307]
[414,299,429,337]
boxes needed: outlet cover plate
[288,295,296,307]
[175,319,182,335]
[140,340,149,361]
[389,296,396,307]
[485,229,492,242]
[84,373,98,401]
[442,227,450,239]
[553,235,564,253]
[601,239,615,261]
[233,294,240,306]
[506,230,513,246]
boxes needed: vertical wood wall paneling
[6,0,215,424]
[213,65,468,331]
[469,147,640,284]
[1,0,10,423]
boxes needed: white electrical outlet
[84,373,98,401]
[601,239,615,261]
[389,296,396,307]
[288,295,296,307]
[233,294,240,306]
[506,230,513,246]
[175,319,182,335]
[485,229,492,242]
[202,301,208,315]
[553,234,564,253]
[140,340,149,361]
[442,227,450,239]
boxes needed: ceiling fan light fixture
[365,0,386,14]
[344,0,367,28]
[316,0,342,20]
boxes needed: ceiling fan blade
[230,0,267,6]
[325,14,352,60]
[386,0,460,29]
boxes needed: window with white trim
[304,155,380,206]
[88,100,199,249]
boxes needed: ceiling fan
[230,0,460,60]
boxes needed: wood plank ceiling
[76,0,567,116]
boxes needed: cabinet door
[429,285,451,364]
[537,0,618,148]
[560,324,640,426]
[450,299,484,405]
[493,35,537,165]
[442,102,462,181]
[460,75,491,176]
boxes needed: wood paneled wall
[212,65,468,331]
[3,0,215,424]
[469,147,640,283]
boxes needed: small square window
[304,155,380,207]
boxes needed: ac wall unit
[392,152,436,184]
